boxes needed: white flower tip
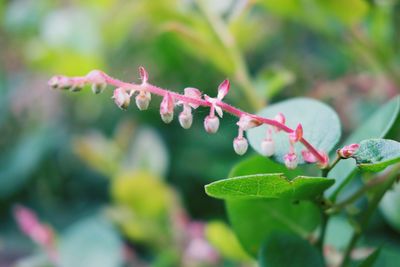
[179,112,193,129]
[135,91,151,110]
[217,79,230,100]
[204,115,220,134]
[91,83,106,94]
[233,137,248,155]
[161,113,174,123]
[284,152,298,169]
[112,88,130,110]
[261,139,275,157]
[139,66,148,83]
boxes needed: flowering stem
[52,70,327,166]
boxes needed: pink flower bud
[204,115,219,133]
[179,111,193,129]
[217,79,230,100]
[86,70,107,94]
[338,143,360,158]
[274,113,286,132]
[112,88,130,110]
[139,66,148,83]
[284,152,298,169]
[261,139,275,157]
[48,75,73,90]
[184,87,202,109]
[237,115,262,131]
[160,93,175,123]
[233,137,248,155]
[301,150,317,163]
[135,91,151,110]
[289,123,303,143]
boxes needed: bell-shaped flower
[112,88,130,110]
[160,93,175,123]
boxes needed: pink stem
[71,72,327,165]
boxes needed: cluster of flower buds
[337,143,360,158]
[49,67,331,170]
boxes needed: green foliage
[327,96,400,198]
[59,216,123,267]
[352,139,400,172]
[205,174,334,200]
[380,182,400,232]
[358,248,381,267]
[247,98,341,164]
[221,156,321,256]
[258,232,324,267]
[205,221,251,262]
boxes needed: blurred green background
[0,0,399,266]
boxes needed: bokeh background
[0,0,399,266]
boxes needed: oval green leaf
[248,97,341,165]
[352,139,400,172]
[205,173,334,200]
[258,232,324,267]
[222,156,322,257]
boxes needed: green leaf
[59,216,123,267]
[258,232,324,267]
[327,96,400,198]
[205,174,334,200]
[223,156,321,257]
[205,221,252,262]
[379,182,400,233]
[247,97,341,165]
[358,248,381,267]
[352,139,400,172]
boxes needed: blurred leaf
[123,127,169,178]
[59,216,123,267]
[258,232,324,267]
[0,127,54,199]
[327,96,400,199]
[224,156,320,256]
[351,139,400,172]
[110,172,172,245]
[255,67,295,99]
[324,216,353,250]
[111,172,171,218]
[248,97,341,165]
[205,221,251,261]
[358,248,381,267]
[379,182,400,233]
[206,174,334,200]
[73,132,120,177]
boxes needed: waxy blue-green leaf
[247,97,341,165]
[258,232,324,267]
[205,173,334,200]
[352,139,400,172]
[327,96,400,199]
[221,156,321,257]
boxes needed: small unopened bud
[217,79,230,100]
[261,139,275,157]
[233,137,248,155]
[91,83,106,94]
[289,123,303,143]
[338,144,360,159]
[284,152,298,169]
[48,76,60,89]
[204,116,219,134]
[135,91,151,110]
[301,150,317,163]
[179,111,193,129]
[112,88,130,110]
[237,115,262,131]
[160,93,175,123]
[274,113,286,132]
[139,66,149,84]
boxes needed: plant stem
[322,155,341,177]
[196,0,264,111]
